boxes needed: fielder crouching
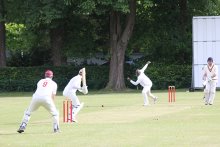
[63,68,88,122]
[128,61,157,106]
[17,70,60,133]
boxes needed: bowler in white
[128,61,157,106]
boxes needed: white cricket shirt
[63,75,82,93]
[33,78,57,97]
[130,63,152,87]
[203,64,218,81]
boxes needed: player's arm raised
[140,61,151,73]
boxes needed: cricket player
[127,61,157,106]
[17,70,60,133]
[202,57,218,105]
[63,69,88,122]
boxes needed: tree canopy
[1,0,220,90]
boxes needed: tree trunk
[50,26,64,66]
[107,0,136,91]
[0,0,6,67]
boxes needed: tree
[66,0,155,91]
[18,0,72,66]
[0,0,6,67]
[107,0,136,90]
[66,0,137,90]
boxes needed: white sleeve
[73,82,82,90]
[130,79,140,86]
[74,77,82,90]
[140,63,149,73]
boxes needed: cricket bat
[82,68,88,94]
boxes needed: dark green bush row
[0,64,191,92]
[0,66,109,92]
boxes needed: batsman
[202,57,218,105]
[63,68,88,122]
[128,61,157,106]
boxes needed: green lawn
[0,90,220,147]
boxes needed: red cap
[45,70,53,78]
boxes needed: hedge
[0,64,191,92]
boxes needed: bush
[0,64,191,92]
[0,66,109,92]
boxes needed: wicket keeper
[128,61,157,106]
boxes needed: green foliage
[6,23,36,52]
[65,0,130,14]
[128,0,192,64]
[189,0,220,15]
[4,0,220,68]
[21,0,68,29]
[6,23,51,66]
[128,0,220,64]
[0,63,191,92]
[78,0,96,14]
[63,15,106,57]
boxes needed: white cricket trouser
[204,80,217,104]
[21,96,59,130]
[63,91,82,117]
[142,84,155,105]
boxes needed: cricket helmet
[207,57,213,62]
[45,70,53,78]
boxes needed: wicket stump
[63,99,73,122]
[168,86,176,103]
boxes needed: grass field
[0,90,220,147]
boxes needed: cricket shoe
[54,129,61,133]
[72,117,78,123]
[17,126,25,133]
